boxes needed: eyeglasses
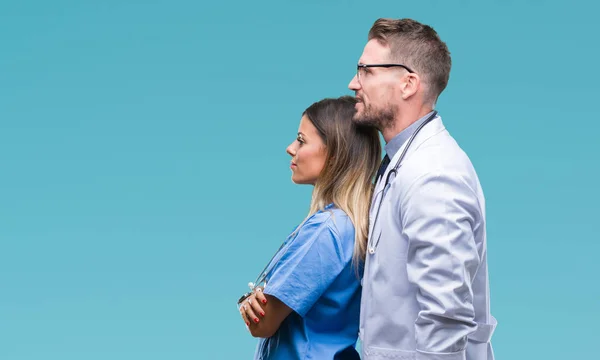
[356,63,415,83]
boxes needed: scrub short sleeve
[264,214,347,317]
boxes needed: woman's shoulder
[302,204,354,239]
[289,205,355,264]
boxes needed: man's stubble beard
[353,103,396,131]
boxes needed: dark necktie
[376,154,390,182]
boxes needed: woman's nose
[286,142,296,157]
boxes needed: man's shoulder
[405,132,468,166]
[396,130,480,189]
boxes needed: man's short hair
[368,18,452,103]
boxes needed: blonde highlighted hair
[301,96,381,267]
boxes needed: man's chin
[353,113,374,126]
[353,109,367,122]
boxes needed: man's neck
[382,105,434,143]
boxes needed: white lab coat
[359,116,497,360]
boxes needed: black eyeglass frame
[356,63,415,82]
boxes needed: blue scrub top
[254,204,362,360]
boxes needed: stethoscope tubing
[368,111,438,254]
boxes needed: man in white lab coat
[348,18,497,360]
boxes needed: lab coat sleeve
[401,171,480,360]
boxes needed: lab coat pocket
[365,346,416,360]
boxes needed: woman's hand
[239,287,268,327]
[239,287,291,338]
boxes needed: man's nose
[348,74,360,91]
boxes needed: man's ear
[400,73,420,100]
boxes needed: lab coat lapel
[368,145,405,242]
[368,116,445,243]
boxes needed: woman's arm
[238,213,345,338]
[240,288,292,338]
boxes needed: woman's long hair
[303,95,381,267]
[258,96,381,359]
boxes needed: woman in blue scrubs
[238,96,381,359]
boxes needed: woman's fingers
[239,304,250,327]
[244,297,260,324]
[250,294,265,317]
[254,287,268,306]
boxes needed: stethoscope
[367,110,438,254]
[237,226,301,306]
[237,202,339,305]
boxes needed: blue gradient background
[1,1,598,359]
